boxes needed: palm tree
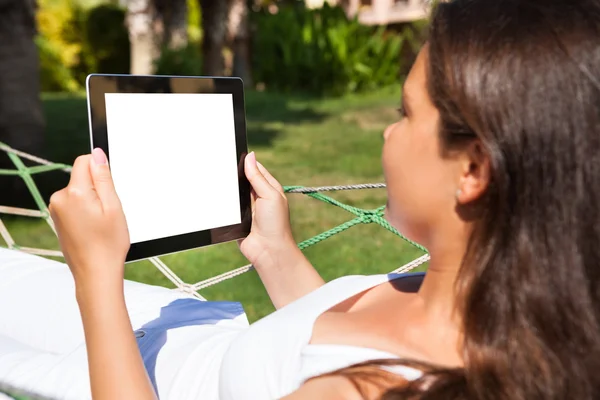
[199,0,229,76]
[156,0,188,48]
[228,0,252,86]
[199,0,252,84]
[125,0,188,75]
[0,0,45,206]
[125,0,251,81]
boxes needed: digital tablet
[86,74,252,262]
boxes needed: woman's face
[382,48,462,246]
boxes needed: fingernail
[247,151,256,165]
[92,148,107,165]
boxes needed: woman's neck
[416,236,467,333]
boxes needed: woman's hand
[49,148,129,291]
[238,152,297,269]
[50,149,156,400]
[238,152,325,308]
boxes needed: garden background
[1,0,429,322]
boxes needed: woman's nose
[383,123,396,141]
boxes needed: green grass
[2,86,427,322]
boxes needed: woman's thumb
[245,152,277,199]
[90,148,119,209]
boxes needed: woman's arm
[253,243,324,309]
[49,151,156,400]
[76,280,157,400]
[239,152,325,309]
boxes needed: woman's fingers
[256,161,284,194]
[245,152,279,199]
[89,148,120,212]
[67,155,95,194]
[250,188,257,217]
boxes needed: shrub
[37,1,130,91]
[154,43,203,76]
[37,0,81,91]
[155,0,203,76]
[84,4,130,75]
[251,3,405,96]
[37,36,80,92]
[187,0,202,43]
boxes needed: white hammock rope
[392,253,431,274]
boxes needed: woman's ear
[455,140,490,204]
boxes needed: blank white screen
[104,93,241,244]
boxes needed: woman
[1,0,599,399]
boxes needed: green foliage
[61,2,94,86]
[187,0,202,42]
[37,0,130,91]
[37,0,81,92]
[251,3,406,95]
[37,36,80,92]
[37,0,80,66]
[83,4,130,74]
[154,43,203,76]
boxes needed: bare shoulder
[282,376,363,400]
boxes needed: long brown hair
[332,0,600,398]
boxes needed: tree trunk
[126,0,162,75]
[0,0,45,207]
[126,0,189,75]
[199,0,230,76]
[340,0,360,18]
[228,0,252,86]
[156,0,188,49]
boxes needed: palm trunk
[158,0,188,49]
[199,0,230,76]
[126,0,162,75]
[228,0,252,86]
[0,0,45,207]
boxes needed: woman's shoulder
[330,271,425,284]
[328,271,425,291]
[282,375,363,400]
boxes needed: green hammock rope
[287,187,427,253]
[0,140,428,256]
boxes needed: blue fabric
[135,299,246,394]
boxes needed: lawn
[1,87,428,322]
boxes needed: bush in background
[37,0,421,95]
[37,35,80,92]
[83,4,130,75]
[37,0,81,91]
[154,42,203,76]
[37,0,130,92]
[251,3,405,96]
[154,0,203,76]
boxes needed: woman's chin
[383,204,398,228]
[383,205,416,242]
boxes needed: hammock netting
[0,141,430,399]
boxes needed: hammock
[0,141,430,400]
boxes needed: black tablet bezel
[86,73,252,263]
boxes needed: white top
[0,248,423,400]
[219,273,424,399]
